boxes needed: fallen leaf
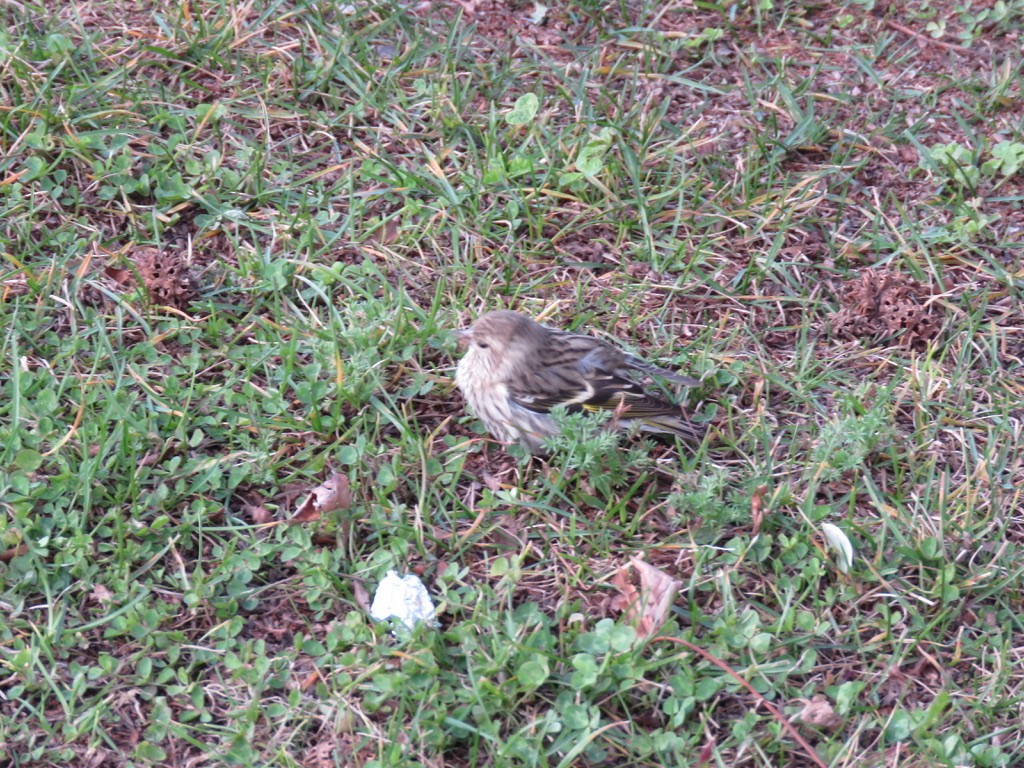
[796,694,843,730]
[351,579,371,612]
[91,584,115,603]
[527,2,548,24]
[103,265,133,286]
[137,449,161,468]
[248,504,273,525]
[750,484,768,534]
[299,668,322,692]
[610,557,682,640]
[367,217,405,244]
[1,276,30,301]
[0,545,28,563]
[820,522,854,574]
[695,737,716,767]
[290,472,352,523]
[609,569,639,613]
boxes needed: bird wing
[506,366,597,413]
[508,366,680,418]
[535,323,701,386]
[578,377,683,419]
[624,354,702,387]
[508,330,687,417]
[553,331,701,387]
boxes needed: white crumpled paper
[369,570,437,631]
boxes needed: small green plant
[919,0,1024,43]
[684,27,725,48]
[539,406,656,497]
[954,0,1024,44]
[925,17,947,37]
[557,126,617,190]
[504,92,540,126]
[922,139,1024,188]
[808,408,888,482]
[923,142,979,187]
[982,140,1024,177]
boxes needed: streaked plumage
[454,310,705,453]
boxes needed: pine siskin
[455,310,705,453]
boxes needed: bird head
[457,310,542,374]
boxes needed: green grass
[2,0,1024,766]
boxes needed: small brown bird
[455,310,705,453]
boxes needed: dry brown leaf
[750,484,768,534]
[137,449,161,468]
[102,264,133,286]
[304,741,335,768]
[368,216,412,244]
[299,668,322,692]
[610,557,682,640]
[796,694,843,731]
[248,505,273,525]
[290,473,352,523]
[609,567,639,613]
[351,579,371,612]
[695,738,716,767]
[0,544,28,563]
[1,276,30,302]
[91,584,115,604]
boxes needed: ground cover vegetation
[2,0,1024,765]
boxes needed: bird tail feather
[626,356,702,387]
[637,414,706,442]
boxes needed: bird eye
[476,341,489,349]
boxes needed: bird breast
[456,351,514,437]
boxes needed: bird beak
[455,328,471,350]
